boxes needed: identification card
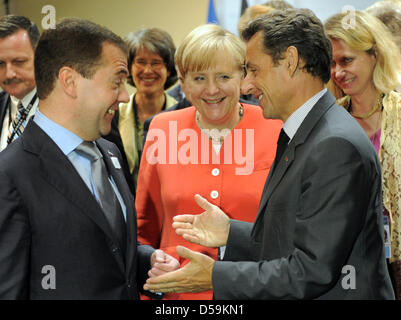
[384,215,391,259]
[111,156,121,169]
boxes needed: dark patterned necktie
[7,101,27,144]
[271,128,290,175]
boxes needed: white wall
[215,0,378,35]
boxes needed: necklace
[196,104,244,144]
[350,94,383,119]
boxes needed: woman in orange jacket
[136,24,282,300]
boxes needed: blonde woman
[135,24,282,300]
[325,10,401,298]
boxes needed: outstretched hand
[172,194,230,248]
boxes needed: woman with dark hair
[105,28,177,193]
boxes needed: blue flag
[207,0,219,24]
[241,0,248,15]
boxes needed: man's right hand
[172,194,230,248]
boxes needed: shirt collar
[33,108,83,156]
[10,88,37,109]
[283,88,327,141]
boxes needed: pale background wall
[218,0,378,35]
[6,0,209,46]
[289,0,377,21]
[6,0,210,94]
[4,0,380,45]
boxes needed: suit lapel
[259,146,295,210]
[22,122,126,273]
[0,92,10,127]
[253,92,337,228]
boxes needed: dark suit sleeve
[136,243,154,284]
[137,243,167,299]
[0,170,30,299]
[223,220,257,261]
[213,137,373,299]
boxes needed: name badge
[111,157,121,169]
[384,215,391,259]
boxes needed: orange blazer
[136,104,282,299]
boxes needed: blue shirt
[33,109,126,220]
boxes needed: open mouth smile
[203,97,226,104]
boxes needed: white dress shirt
[0,89,38,151]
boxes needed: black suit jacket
[213,91,395,299]
[0,91,10,133]
[0,121,155,299]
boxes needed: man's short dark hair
[125,28,177,89]
[34,18,128,100]
[0,15,40,49]
[241,8,332,83]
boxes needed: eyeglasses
[133,59,166,70]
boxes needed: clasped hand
[149,249,180,278]
[144,194,230,293]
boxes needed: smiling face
[0,29,36,99]
[181,52,242,127]
[130,47,169,96]
[244,32,290,121]
[330,38,377,97]
[75,42,130,140]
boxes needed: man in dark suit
[0,15,40,152]
[0,18,178,299]
[144,9,394,299]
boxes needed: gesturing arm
[212,137,377,299]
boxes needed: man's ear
[285,46,299,77]
[58,66,78,98]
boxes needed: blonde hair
[238,5,274,34]
[175,24,246,79]
[366,0,401,50]
[324,10,401,93]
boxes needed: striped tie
[7,101,27,144]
